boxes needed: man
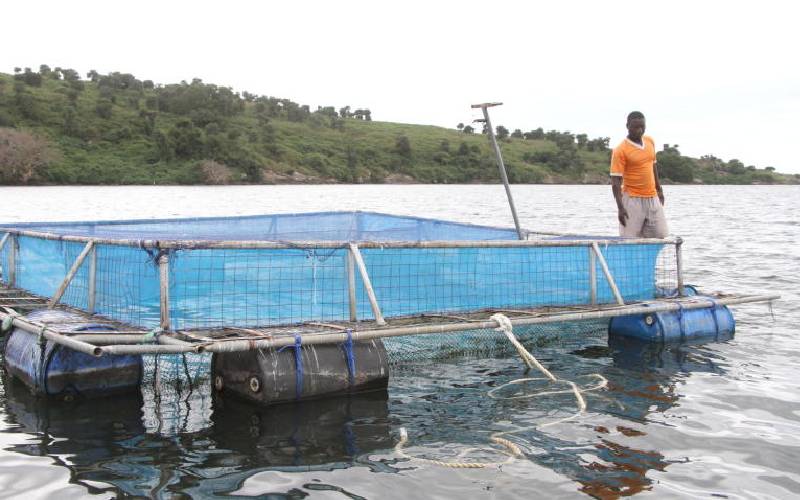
[609,111,668,238]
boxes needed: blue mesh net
[4,211,519,242]
[0,212,674,330]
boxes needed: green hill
[0,66,796,185]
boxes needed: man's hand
[657,188,665,206]
[618,207,629,226]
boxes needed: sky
[4,0,799,173]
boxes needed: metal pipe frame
[0,227,679,249]
[591,242,625,305]
[676,237,685,296]
[48,240,95,308]
[0,294,780,356]
[349,243,386,325]
[158,253,171,330]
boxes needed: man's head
[626,111,646,141]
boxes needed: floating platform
[0,211,778,402]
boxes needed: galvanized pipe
[346,248,358,322]
[3,294,777,356]
[8,235,16,287]
[49,240,95,308]
[158,254,171,331]
[676,237,685,296]
[0,312,103,357]
[87,245,97,314]
[0,227,678,249]
[201,294,780,354]
[592,242,625,305]
[473,102,524,240]
[349,243,386,325]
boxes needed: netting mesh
[4,211,519,242]
[1,213,678,330]
[383,320,611,365]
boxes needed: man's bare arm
[653,163,664,205]
[611,176,627,226]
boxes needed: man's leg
[619,194,646,237]
[642,197,669,238]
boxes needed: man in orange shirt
[609,111,668,238]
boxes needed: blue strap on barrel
[705,298,720,335]
[293,334,303,398]
[279,334,305,399]
[342,329,356,387]
[676,303,686,340]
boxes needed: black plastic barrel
[3,309,142,399]
[211,337,389,405]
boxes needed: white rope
[394,313,609,469]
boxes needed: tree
[462,125,474,134]
[524,128,544,140]
[657,150,694,183]
[87,69,100,82]
[0,128,58,184]
[576,134,588,149]
[511,129,523,139]
[726,159,745,175]
[339,105,351,118]
[765,166,775,172]
[456,123,464,130]
[495,125,509,140]
[395,135,412,158]
[95,99,113,119]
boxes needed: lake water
[0,185,798,499]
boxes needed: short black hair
[627,111,645,123]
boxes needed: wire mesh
[140,353,213,435]
[383,319,611,366]
[1,214,678,331]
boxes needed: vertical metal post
[589,245,597,305]
[348,243,386,325]
[88,245,97,314]
[0,233,9,285]
[346,247,358,322]
[471,102,524,240]
[8,235,16,287]
[158,253,171,331]
[675,237,684,297]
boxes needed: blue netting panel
[3,211,519,242]
[1,214,677,330]
[10,236,160,326]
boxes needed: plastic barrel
[608,297,735,342]
[3,309,142,399]
[211,338,390,405]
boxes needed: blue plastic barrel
[3,309,142,399]
[608,297,735,342]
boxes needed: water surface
[0,185,798,499]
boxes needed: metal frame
[0,292,780,357]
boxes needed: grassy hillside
[0,67,796,185]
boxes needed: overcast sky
[4,0,798,173]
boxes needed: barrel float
[211,335,389,405]
[608,296,734,342]
[2,309,142,399]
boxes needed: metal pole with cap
[471,102,524,240]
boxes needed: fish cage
[0,211,777,403]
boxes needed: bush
[0,127,59,184]
[197,159,233,184]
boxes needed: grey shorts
[620,193,668,238]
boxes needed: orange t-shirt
[609,136,657,197]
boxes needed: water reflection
[1,330,737,499]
